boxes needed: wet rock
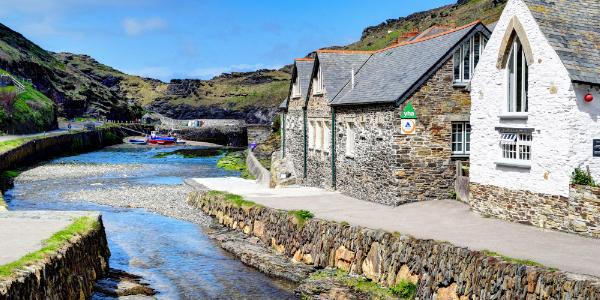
[94,269,156,298]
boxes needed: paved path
[192,177,600,278]
[0,211,99,264]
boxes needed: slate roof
[523,0,600,85]
[312,51,372,102]
[280,59,314,111]
[331,22,489,106]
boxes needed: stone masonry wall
[0,214,110,299]
[283,110,305,181]
[190,191,600,299]
[334,59,470,205]
[306,93,333,189]
[470,183,600,238]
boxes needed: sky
[0,0,454,82]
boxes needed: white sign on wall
[401,119,416,135]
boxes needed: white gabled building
[469,0,600,237]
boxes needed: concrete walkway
[192,177,600,278]
[0,211,99,264]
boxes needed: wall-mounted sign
[593,139,600,157]
[401,102,417,119]
[401,119,416,135]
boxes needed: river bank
[6,144,297,299]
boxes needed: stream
[4,144,296,299]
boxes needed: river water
[4,144,296,300]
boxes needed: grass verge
[0,138,31,153]
[205,190,258,208]
[0,216,99,278]
[481,250,555,270]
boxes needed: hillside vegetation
[0,70,55,134]
[342,0,505,51]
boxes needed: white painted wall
[470,0,587,197]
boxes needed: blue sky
[0,0,453,81]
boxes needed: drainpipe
[281,114,285,158]
[331,108,337,190]
[303,108,308,178]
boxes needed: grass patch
[205,190,257,207]
[481,250,544,267]
[0,138,31,153]
[0,216,99,278]
[289,209,314,228]
[308,269,415,299]
[216,151,255,179]
[390,280,417,299]
[153,148,224,159]
[2,170,20,178]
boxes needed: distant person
[67,122,72,132]
[250,142,257,151]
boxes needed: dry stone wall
[470,183,600,238]
[306,93,333,189]
[0,215,110,300]
[283,110,305,180]
[190,191,600,299]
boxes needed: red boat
[148,131,177,145]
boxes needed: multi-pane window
[453,32,487,83]
[506,36,528,112]
[500,133,531,160]
[313,66,324,95]
[292,76,301,98]
[316,122,323,151]
[452,122,471,155]
[345,122,356,157]
[323,122,330,153]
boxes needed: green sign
[401,102,417,119]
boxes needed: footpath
[191,177,600,278]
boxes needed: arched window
[506,36,528,112]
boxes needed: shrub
[289,209,314,228]
[571,167,596,187]
[390,279,417,299]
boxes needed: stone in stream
[93,268,156,299]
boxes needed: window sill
[451,154,470,159]
[312,92,324,96]
[345,155,355,159]
[499,113,528,120]
[292,95,301,99]
[452,82,469,88]
[495,160,531,169]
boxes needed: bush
[390,279,417,299]
[571,167,596,186]
[289,209,314,228]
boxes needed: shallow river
[4,144,296,299]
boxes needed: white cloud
[122,17,167,36]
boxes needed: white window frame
[323,121,330,153]
[500,132,531,161]
[451,122,470,156]
[453,33,487,84]
[308,121,315,149]
[316,121,323,151]
[345,122,356,157]
[505,37,528,113]
[291,76,301,98]
[313,66,324,95]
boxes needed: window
[313,66,324,95]
[308,121,315,149]
[345,122,356,157]
[452,122,471,155]
[453,33,488,83]
[316,122,323,151]
[323,122,330,153]
[500,132,531,160]
[506,36,528,112]
[292,76,301,98]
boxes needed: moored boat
[148,131,177,145]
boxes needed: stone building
[469,0,600,237]
[282,22,491,205]
[280,58,314,179]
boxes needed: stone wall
[189,191,600,299]
[306,93,333,189]
[0,126,132,174]
[247,125,271,145]
[334,59,471,205]
[246,150,271,187]
[173,126,247,147]
[470,183,600,238]
[283,110,305,180]
[0,214,110,299]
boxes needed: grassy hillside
[343,0,506,51]
[0,70,56,134]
